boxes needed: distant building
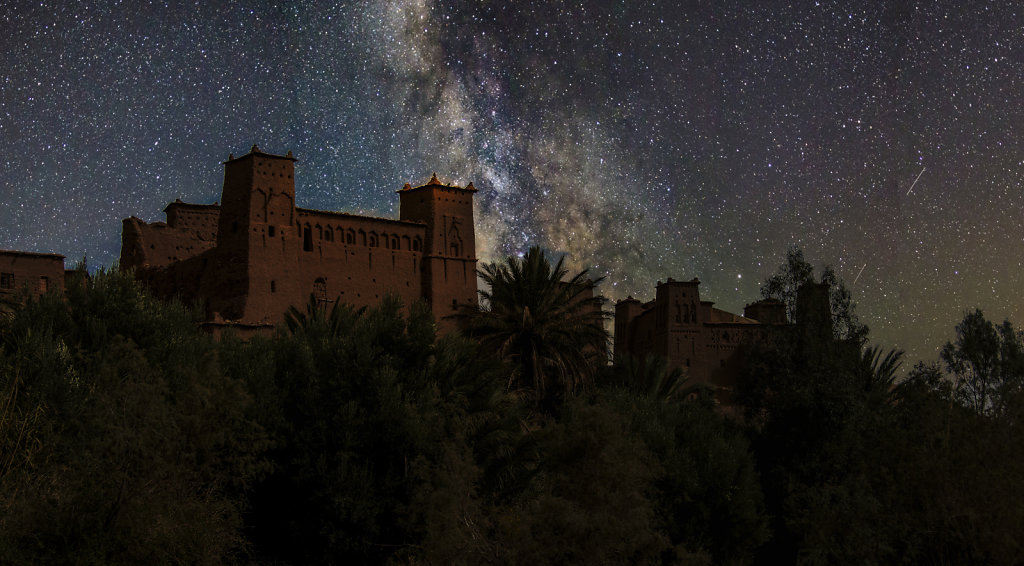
[0,250,66,304]
[614,277,789,400]
[120,145,478,332]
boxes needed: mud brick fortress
[119,145,478,331]
[614,278,792,395]
[3,144,823,398]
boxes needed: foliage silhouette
[0,270,265,565]
[941,309,1024,416]
[605,352,704,402]
[456,246,609,408]
[761,248,868,345]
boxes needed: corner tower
[398,174,478,324]
[205,145,299,322]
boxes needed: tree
[761,248,868,345]
[283,292,365,338]
[239,294,527,565]
[456,246,609,407]
[857,345,904,402]
[0,269,265,565]
[883,362,1024,565]
[605,353,701,402]
[486,399,671,565]
[940,309,1024,416]
[605,389,768,565]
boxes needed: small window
[0,272,13,289]
[313,277,327,304]
[391,237,399,249]
[412,238,421,252]
[451,299,458,311]
[270,280,277,293]
[303,226,313,252]
[38,276,48,293]
[268,225,276,237]
[346,230,355,244]
[369,233,378,247]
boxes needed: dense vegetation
[1,249,1021,565]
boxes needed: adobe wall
[398,180,476,259]
[133,253,211,309]
[121,203,219,270]
[613,298,645,356]
[208,149,299,323]
[0,250,65,300]
[165,202,219,241]
[398,179,478,327]
[291,210,428,314]
[613,278,777,396]
[702,321,762,391]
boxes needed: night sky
[2,1,1022,364]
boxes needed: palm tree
[612,353,708,402]
[283,293,364,338]
[455,246,609,406]
[858,344,904,401]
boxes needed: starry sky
[2,0,1022,364]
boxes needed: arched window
[402,235,411,250]
[391,236,399,249]
[316,224,323,240]
[368,232,378,247]
[448,225,462,257]
[346,229,355,244]
[325,227,333,242]
[412,237,422,252]
[381,233,389,248]
[359,230,367,246]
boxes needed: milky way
[2,0,1023,364]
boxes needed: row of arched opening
[296,221,423,254]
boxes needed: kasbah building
[3,145,812,396]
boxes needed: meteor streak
[853,263,867,286]
[905,167,926,196]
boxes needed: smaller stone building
[0,250,66,302]
[614,278,788,399]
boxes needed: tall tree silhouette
[761,248,868,345]
[456,246,608,407]
[941,309,1024,417]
